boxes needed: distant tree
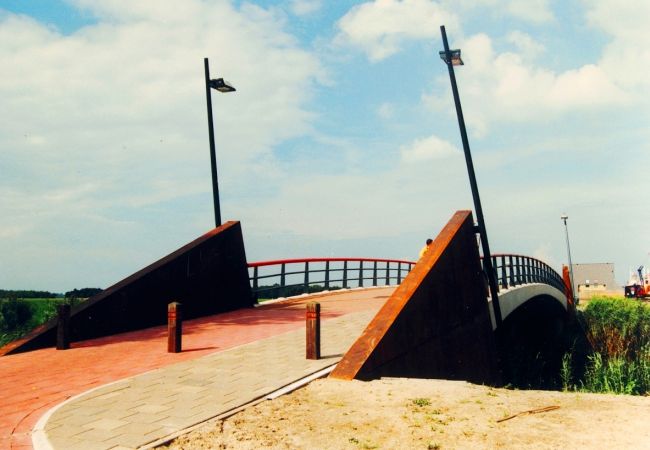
[65,288,103,299]
[0,290,59,299]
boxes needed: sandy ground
[161,377,650,449]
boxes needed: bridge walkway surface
[0,287,393,450]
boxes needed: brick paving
[0,287,392,450]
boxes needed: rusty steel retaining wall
[330,211,499,384]
[1,221,253,355]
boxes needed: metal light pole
[204,57,236,228]
[440,25,502,327]
[561,214,576,301]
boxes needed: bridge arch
[488,283,567,330]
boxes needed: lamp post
[204,57,236,228]
[439,25,502,327]
[561,214,576,301]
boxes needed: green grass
[562,296,650,395]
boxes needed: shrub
[564,296,650,395]
[580,296,650,360]
[0,298,33,331]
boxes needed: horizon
[1,0,648,292]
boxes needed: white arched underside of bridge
[487,283,568,331]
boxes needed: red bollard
[168,302,182,353]
[306,302,321,360]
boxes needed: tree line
[0,288,103,299]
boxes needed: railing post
[501,255,508,289]
[280,263,286,287]
[385,261,390,285]
[373,261,378,287]
[492,256,500,293]
[325,261,330,290]
[358,261,364,287]
[343,260,348,288]
[56,303,71,350]
[397,262,402,284]
[304,261,310,294]
[167,302,182,353]
[306,302,320,360]
[508,255,515,287]
[252,266,259,292]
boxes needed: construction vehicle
[624,266,649,298]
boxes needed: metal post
[306,302,321,360]
[304,261,310,294]
[358,261,364,287]
[168,302,182,353]
[343,261,348,288]
[204,58,221,227]
[561,216,576,302]
[373,261,378,287]
[440,26,502,327]
[325,261,330,290]
[56,304,71,350]
[508,255,515,286]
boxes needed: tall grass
[563,296,650,395]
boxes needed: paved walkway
[0,287,393,450]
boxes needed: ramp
[330,211,498,383]
[1,221,253,356]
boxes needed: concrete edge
[32,375,133,450]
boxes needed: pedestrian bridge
[1,210,573,387]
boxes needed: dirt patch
[161,378,650,449]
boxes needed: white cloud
[424,33,629,134]
[505,0,554,24]
[584,0,650,92]
[437,0,554,24]
[289,0,322,16]
[377,102,394,119]
[400,135,459,163]
[335,0,458,62]
[506,30,545,60]
[0,0,324,290]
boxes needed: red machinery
[624,266,649,298]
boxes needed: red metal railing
[247,254,565,301]
[248,257,415,299]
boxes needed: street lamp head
[439,49,464,66]
[209,78,236,93]
[561,214,568,221]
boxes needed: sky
[1,0,649,292]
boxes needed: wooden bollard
[306,302,321,360]
[56,303,71,350]
[168,302,182,353]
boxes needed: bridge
[1,210,573,375]
[0,210,576,449]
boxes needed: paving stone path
[0,287,392,450]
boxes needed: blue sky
[1,0,649,292]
